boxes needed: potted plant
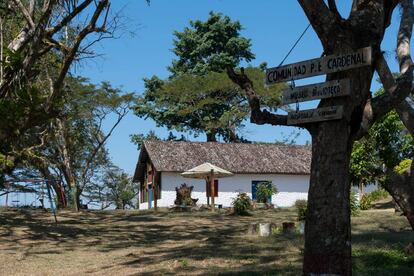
[294,199,307,234]
[256,181,278,209]
[232,192,252,215]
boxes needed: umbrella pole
[210,169,215,212]
[206,178,210,206]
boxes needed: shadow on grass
[353,248,414,276]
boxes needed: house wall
[139,172,310,209]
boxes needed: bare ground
[0,203,413,275]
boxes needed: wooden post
[359,182,365,201]
[206,179,210,206]
[210,169,215,211]
[153,170,158,210]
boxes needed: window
[206,179,218,197]
[251,180,272,203]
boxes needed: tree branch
[12,0,35,29]
[48,0,109,106]
[80,107,129,187]
[226,66,288,126]
[297,0,337,47]
[327,0,341,19]
[358,0,414,136]
[397,97,414,135]
[46,0,94,36]
[398,0,414,74]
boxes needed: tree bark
[304,122,353,275]
[50,180,66,209]
[227,1,409,274]
[206,131,217,142]
[383,167,414,233]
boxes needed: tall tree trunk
[37,163,67,209]
[383,168,414,233]
[50,181,66,209]
[228,128,238,143]
[304,122,353,275]
[206,130,217,142]
[227,2,409,274]
[74,186,81,210]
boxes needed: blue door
[251,181,271,203]
[148,185,153,208]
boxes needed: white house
[133,141,311,209]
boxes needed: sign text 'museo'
[282,79,351,104]
[266,47,371,85]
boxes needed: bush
[350,191,360,216]
[359,189,389,210]
[294,199,307,221]
[369,188,389,201]
[232,193,252,215]
[256,181,278,203]
[360,194,372,210]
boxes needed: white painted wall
[139,172,310,209]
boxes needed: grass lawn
[0,201,413,275]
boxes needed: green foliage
[350,191,360,216]
[350,89,414,187]
[169,11,255,76]
[359,189,390,210]
[104,168,136,209]
[135,68,284,142]
[134,12,285,142]
[130,130,161,150]
[350,139,382,186]
[232,192,252,215]
[394,159,412,174]
[369,189,390,201]
[256,181,278,203]
[353,248,414,276]
[359,195,372,210]
[294,199,307,221]
[130,131,186,150]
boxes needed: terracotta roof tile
[134,141,311,181]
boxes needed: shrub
[232,192,252,215]
[394,159,412,174]
[294,199,307,221]
[360,194,372,210]
[350,191,360,216]
[359,188,389,210]
[369,188,389,201]
[256,181,278,203]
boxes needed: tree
[381,81,414,236]
[350,90,414,192]
[84,166,137,210]
[24,77,134,211]
[134,12,285,142]
[226,1,413,274]
[0,0,117,177]
[130,130,186,150]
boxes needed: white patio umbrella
[181,162,233,211]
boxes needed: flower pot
[259,223,271,237]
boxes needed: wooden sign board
[266,47,371,85]
[282,79,351,104]
[287,106,344,125]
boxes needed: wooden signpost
[287,106,344,125]
[282,79,351,104]
[266,47,371,85]
[263,47,372,125]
